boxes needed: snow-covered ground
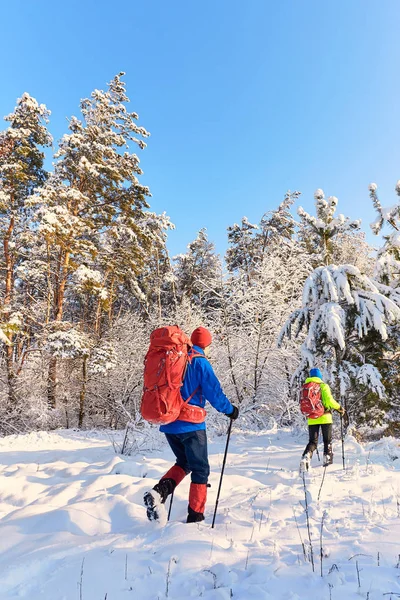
[1,426,400,600]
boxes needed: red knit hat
[191,327,212,349]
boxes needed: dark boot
[153,478,175,502]
[187,482,207,523]
[144,465,187,522]
[187,506,205,523]
[144,479,173,522]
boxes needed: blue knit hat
[310,368,323,379]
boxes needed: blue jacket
[160,345,233,434]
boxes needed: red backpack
[140,325,207,425]
[300,382,325,419]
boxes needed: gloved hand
[226,405,239,420]
[338,407,346,416]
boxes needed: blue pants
[165,430,210,484]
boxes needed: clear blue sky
[2,0,400,257]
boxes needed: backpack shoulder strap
[183,385,200,405]
[183,351,207,404]
[188,350,208,363]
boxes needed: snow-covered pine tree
[131,211,175,319]
[90,209,174,325]
[226,217,259,284]
[329,230,374,275]
[173,228,222,312]
[279,190,400,427]
[298,189,361,267]
[226,191,300,280]
[369,181,400,289]
[0,94,51,411]
[256,191,299,249]
[30,73,171,414]
[368,181,400,431]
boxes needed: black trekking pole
[316,447,321,462]
[340,414,345,470]
[167,490,174,522]
[211,419,233,529]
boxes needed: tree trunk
[3,216,16,406]
[95,268,111,334]
[253,313,264,401]
[45,239,53,324]
[47,250,70,409]
[78,355,88,428]
[94,296,102,334]
[47,357,58,409]
[155,247,162,321]
[55,252,70,321]
[6,347,17,406]
[222,301,242,405]
[323,233,330,266]
[108,276,115,326]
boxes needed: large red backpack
[300,381,325,419]
[140,325,207,425]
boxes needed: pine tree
[30,73,170,412]
[135,211,175,319]
[226,191,299,282]
[0,94,51,408]
[226,217,259,283]
[279,190,400,426]
[368,181,400,431]
[330,230,374,274]
[256,191,299,251]
[298,189,361,266]
[369,181,400,289]
[173,228,222,311]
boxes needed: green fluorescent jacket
[305,376,341,425]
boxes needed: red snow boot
[187,482,207,523]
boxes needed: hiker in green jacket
[300,368,345,470]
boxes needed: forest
[1,73,399,438]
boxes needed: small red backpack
[300,382,325,419]
[140,325,206,425]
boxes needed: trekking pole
[167,490,174,522]
[340,414,345,470]
[211,419,233,529]
[316,447,321,462]
[317,464,327,501]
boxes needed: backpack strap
[183,386,200,405]
[188,350,207,363]
[183,351,207,405]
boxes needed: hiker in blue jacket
[144,327,239,523]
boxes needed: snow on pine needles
[1,428,400,599]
